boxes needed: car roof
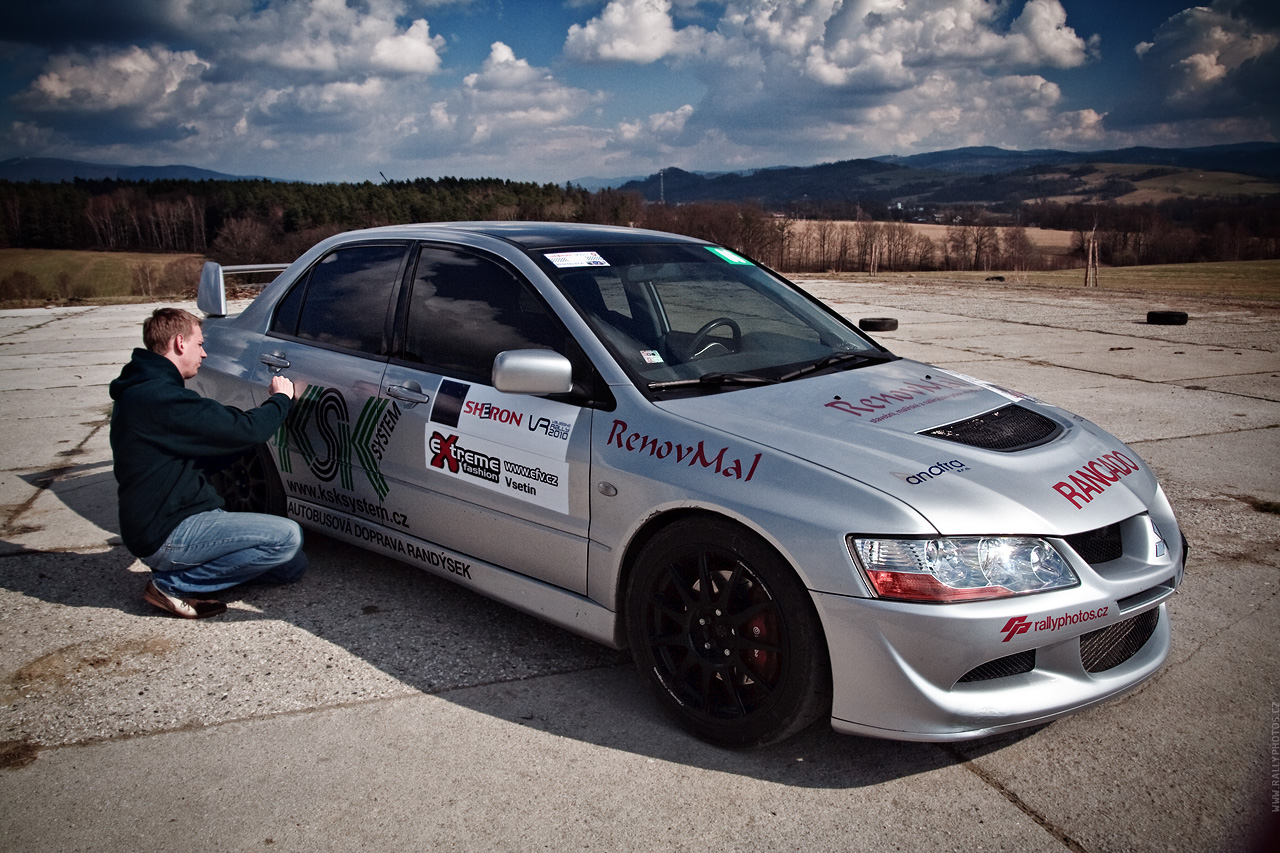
[348,221,708,251]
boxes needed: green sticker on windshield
[706,247,753,265]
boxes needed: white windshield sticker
[640,350,665,364]
[546,251,609,268]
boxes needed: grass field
[0,249,203,307]
[2,248,1278,307]
[790,220,1078,255]
[795,259,1280,301]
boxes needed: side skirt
[286,497,620,648]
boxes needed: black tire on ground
[625,516,832,748]
[859,317,898,332]
[209,444,286,515]
[1146,310,1188,326]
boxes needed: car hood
[658,359,1157,537]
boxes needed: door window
[272,244,406,354]
[399,246,567,380]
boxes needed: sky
[1,0,1277,184]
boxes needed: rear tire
[1146,310,1188,325]
[626,517,831,747]
[209,444,285,516]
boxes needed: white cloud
[1113,0,1279,134]
[649,0,1104,164]
[3,0,1275,182]
[371,19,446,74]
[26,45,209,112]
[564,0,706,63]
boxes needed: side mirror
[197,261,227,317]
[492,350,573,395]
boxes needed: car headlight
[848,536,1078,603]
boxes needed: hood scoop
[919,404,1062,452]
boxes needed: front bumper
[814,518,1186,741]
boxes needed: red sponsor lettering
[1052,451,1141,508]
[824,375,973,418]
[607,419,761,482]
[1001,607,1110,641]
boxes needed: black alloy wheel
[626,517,831,747]
[209,444,286,515]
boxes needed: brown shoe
[143,580,226,619]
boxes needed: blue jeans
[142,509,306,597]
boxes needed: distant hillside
[0,157,273,182]
[616,143,1280,208]
[873,142,1280,178]
[617,159,915,206]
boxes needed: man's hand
[269,375,301,400]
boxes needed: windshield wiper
[648,372,779,392]
[777,350,896,382]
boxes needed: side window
[400,246,565,381]
[271,244,405,354]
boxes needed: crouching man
[110,307,306,618]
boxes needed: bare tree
[1002,225,1035,272]
[972,222,1000,270]
[852,219,882,272]
[211,216,276,265]
[945,225,974,270]
[880,222,913,270]
[911,232,936,270]
[129,260,159,298]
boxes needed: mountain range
[4,142,1280,208]
[0,157,271,182]
[610,142,1280,207]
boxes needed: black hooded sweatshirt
[109,347,292,558]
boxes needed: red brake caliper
[742,609,779,683]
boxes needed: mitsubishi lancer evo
[191,221,1186,747]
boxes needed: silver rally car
[193,221,1186,747]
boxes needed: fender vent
[919,404,1062,452]
[1081,608,1159,673]
[957,650,1036,683]
[1064,523,1123,565]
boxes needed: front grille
[1081,608,1159,673]
[958,650,1036,683]
[1064,523,1123,565]
[920,404,1062,452]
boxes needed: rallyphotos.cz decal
[426,380,579,512]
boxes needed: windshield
[538,243,887,394]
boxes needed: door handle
[260,352,290,373]
[387,383,430,405]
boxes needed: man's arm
[152,378,303,458]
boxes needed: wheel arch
[611,506,828,654]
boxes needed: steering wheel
[686,317,742,359]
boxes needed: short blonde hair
[143,307,201,354]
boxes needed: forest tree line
[2,175,1278,275]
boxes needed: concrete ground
[1,278,1277,852]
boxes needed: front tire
[626,517,831,747]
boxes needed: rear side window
[399,246,567,381]
[272,244,405,354]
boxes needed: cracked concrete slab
[1,282,1277,852]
